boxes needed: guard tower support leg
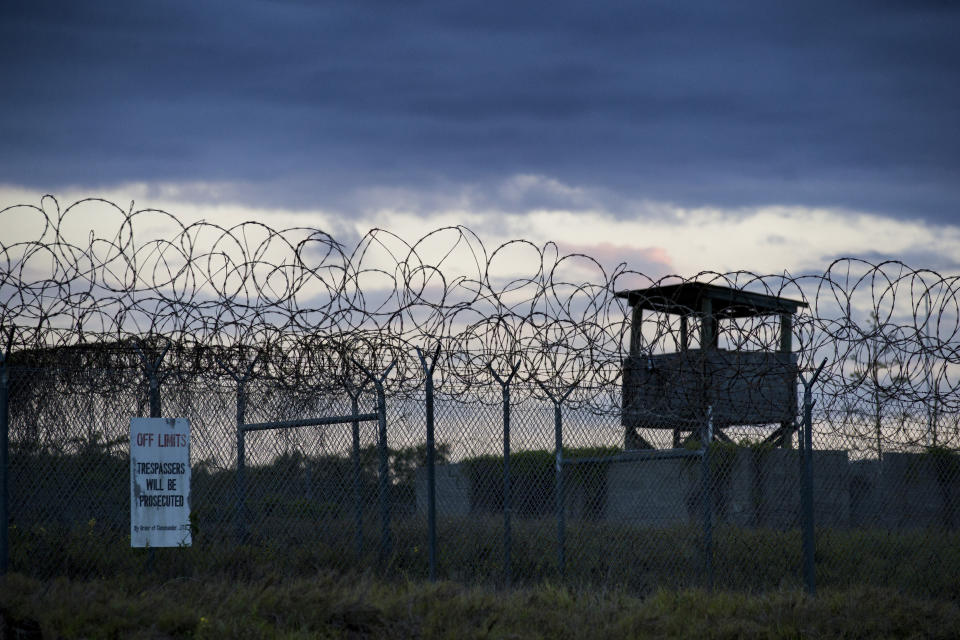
[0,334,10,575]
[674,315,688,447]
[780,313,794,449]
[700,298,717,349]
[629,307,642,356]
[626,307,645,449]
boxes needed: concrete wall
[602,449,850,530]
[416,462,604,521]
[415,451,960,531]
[849,460,881,528]
[851,452,960,530]
[605,457,695,527]
[745,449,850,529]
[415,463,470,518]
[562,468,605,522]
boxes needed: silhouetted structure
[617,283,807,449]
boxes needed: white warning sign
[130,417,191,547]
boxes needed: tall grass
[10,515,960,600]
[3,570,960,639]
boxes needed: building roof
[614,282,807,318]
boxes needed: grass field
[10,515,960,601]
[9,502,960,637]
[7,518,960,637]
[3,571,960,639]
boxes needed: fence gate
[237,397,392,564]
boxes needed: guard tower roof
[615,282,807,318]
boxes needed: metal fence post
[236,379,247,544]
[417,344,441,582]
[800,358,827,596]
[701,405,714,590]
[501,377,512,586]
[489,361,520,587]
[350,393,363,559]
[135,340,168,572]
[340,358,371,560]
[135,340,171,419]
[554,400,564,576]
[375,381,390,567]
[218,355,257,545]
[353,360,396,569]
[0,328,13,575]
[148,369,161,418]
[538,381,575,577]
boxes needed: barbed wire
[2,197,959,450]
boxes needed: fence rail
[1,197,959,597]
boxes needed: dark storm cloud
[1,0,958,221]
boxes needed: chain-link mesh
[6,358,959,596]
[1,197,959,598]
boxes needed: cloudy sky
[2,0,959,277]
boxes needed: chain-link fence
[1,197,959,598]
[4,353,958,597]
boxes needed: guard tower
[616,282,807,449]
